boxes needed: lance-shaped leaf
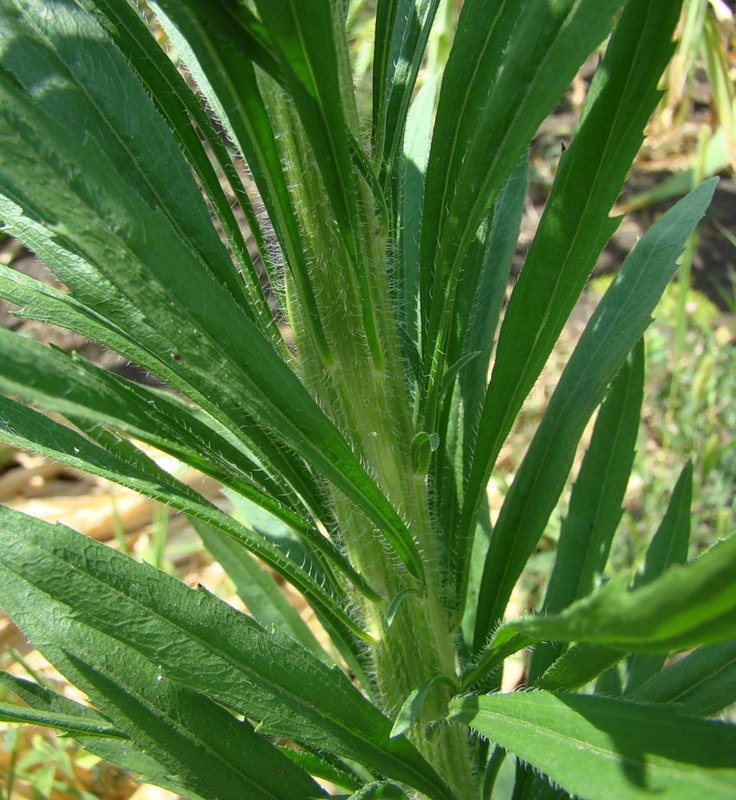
[0,49,423,583]
[0,398,368,637]
[472,179,716,648]
[0,673,122,739]
[625,462,693,692]
[77,0,278,334]
[373,0,440,185]
[0,557,326,800]
[419,0,623,431]
[630,640,736,717]
[449,692,736,800]
[0,509,454,800]
[0,325,310,529]
[255,0,360,256]
[529,340,644,681]
[468,531,736,682]
[0,672,195,798]
[151,0,332,363]
[457,0,686,608]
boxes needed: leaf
[625,462,693,692]
[481,532,736,663]
[390,676,455,739]
[254,0,359,256]
[345,782,411,800]
[373,0,440,185]
[534,644,625,693]
[629,641,736,717]
[456,0,686,609]
[0,556,327,799]
[472,179,716,649]
[0,325,310,529]
[398,74,439,345]
[0,673,195,799]
[0,397,364,638]
[0,673,122,739]
[77,0,278,335]
[0,255,332,524]
[150,0,332,363]
[0,21,423,583]
[420,0,623,430]
[449,691,736,800]
[466,528,736,691]
[530,340,644,681]
[0,509,453,800]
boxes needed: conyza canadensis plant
[0,2,734,799]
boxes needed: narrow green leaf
[535,644,624,693]
[420,0,622,431]
[0,674,122,738]
[150,0,332,363]
[77,0,279,337]
[441,156,527,594]
[390,676,455,739]
[0,0,250,324]
[530,340,645,681]
[467,528,736,691]
[373,0,440,184]
[0,510,453,800]
[630,641,736,717]
[457,0,686,609]
[625,462,693,692]
[0,561,327,799]
[278,747,363,793]
[384,589,419,632]
[0,328,379,600]
[398,74,438,346]
[472,180,716,648]
[255,0,359,255]
[0,701,122,739]
[493,532,736,656]
[0,398,365,639]
[346,782,411,800]
[449,691,736,800]
[0,326,310,530]
[0,672,200,799]
[0,255,332,526]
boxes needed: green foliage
[0,1,733,799]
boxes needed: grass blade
[472,180,716,648]
[449,691,736,800]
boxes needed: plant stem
[264,70,476,797]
